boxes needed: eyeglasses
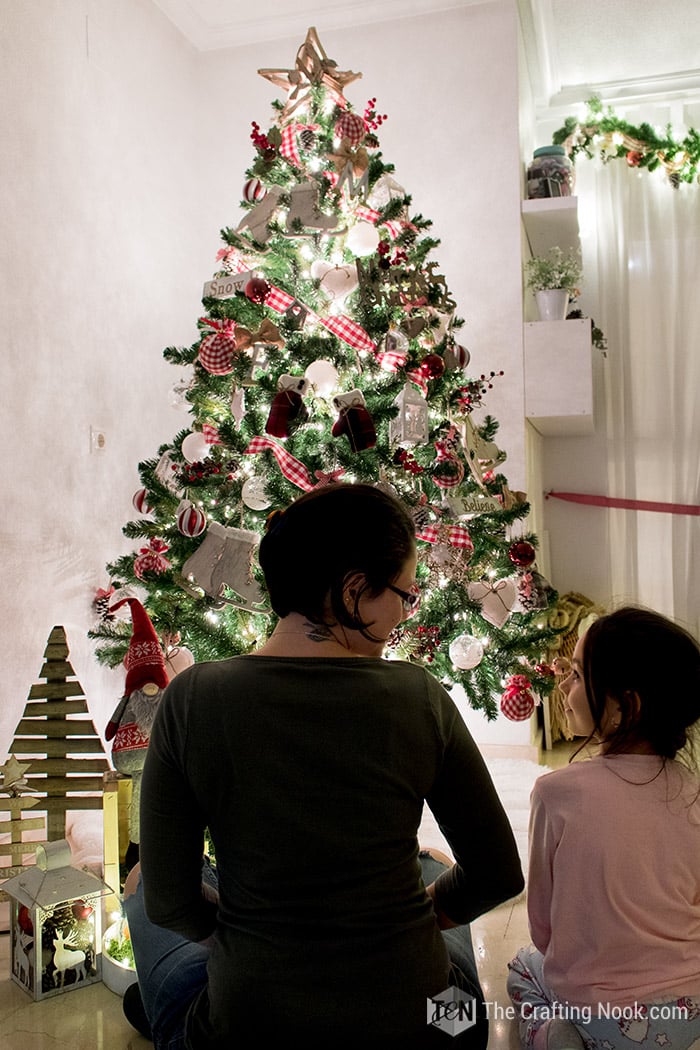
[387,583,422,618]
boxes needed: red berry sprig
[414,625,441,663]
[364,97,388,132]
[394,449,424,475]
[377,241,408,270]
[250,121,275,157]
[175,459,239,485]
[453,371,505,413]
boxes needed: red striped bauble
[176,501,207,538]
[243,178,266,203]
[132,488,154,515]
[334,112,366,146]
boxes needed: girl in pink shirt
[507,606,700,1050]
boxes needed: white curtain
[576,159,700,635]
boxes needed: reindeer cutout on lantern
[52,929,87,988]
[13,927,33,988]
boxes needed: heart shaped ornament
[311,261,359,302]
[467,578,518,628]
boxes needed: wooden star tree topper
[258,27,361,117]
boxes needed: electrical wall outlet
[90,426,107,452]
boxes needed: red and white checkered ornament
[243,178,266,203]
[132,488,154,515]
[176,500,207,538]
[500,674,535,721]
[134,538,171,580]
[334,111,366,146]
[198,318,237,375]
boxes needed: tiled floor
[0,741,574,1048]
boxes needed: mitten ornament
[331,390,377,452]
[265,374,311,438]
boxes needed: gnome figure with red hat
[105,598,169,873]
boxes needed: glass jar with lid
[527,145,575,199]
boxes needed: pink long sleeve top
[527,753,700,1007]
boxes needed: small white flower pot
[535,288,569,321]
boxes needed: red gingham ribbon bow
[416,522,473,549]
[314,468,345,487]
[322,314,375,353]
[201,424,223,445]
[244,436,314,492]
[264,281,375,355]
[280,123,320,168]
[354,206,417,242]
[377,348,408,372]
[355,205,381,224]
[406,369,429,396]
[212,254,376,357]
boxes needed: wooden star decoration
[0,754,33,795]
[258,27,361,117]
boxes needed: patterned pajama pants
[507,945,700,1050]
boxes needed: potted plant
[524,246,582,321]
[102,916,136,997]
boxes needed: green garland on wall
[552,96,700,187]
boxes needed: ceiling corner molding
[518,0,560,108]
[548,70,700,111]
[151,0,494,51]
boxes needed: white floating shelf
[521,197,580,256]
[524,318,593,436]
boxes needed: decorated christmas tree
[91,28,560,719]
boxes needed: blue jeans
[124,854,487,1049]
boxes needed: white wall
[2,0,531,756]
[1,0,208,753]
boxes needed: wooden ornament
[6,628,110,841]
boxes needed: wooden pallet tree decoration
[0,755,47,902]
[7,627,110,841]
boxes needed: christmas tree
[91,28,560,719]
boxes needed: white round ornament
[305,359,339,396]
[181,432,211,464]
[346,222,380,257]
[241,476,272,511]
[165,645,195,680]
[448,634,484,670]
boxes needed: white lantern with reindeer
[389,382,429,448]
[2,839,111,1000]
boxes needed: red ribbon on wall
[546,491,700,517]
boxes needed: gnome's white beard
[128,688,164,735]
